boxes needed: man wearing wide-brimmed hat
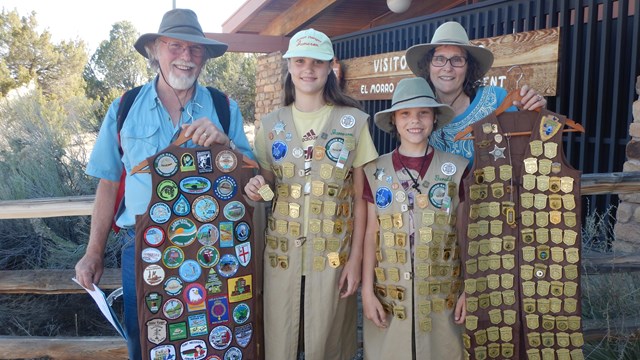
[74,9,254,360]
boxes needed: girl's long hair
[283,62,363,110]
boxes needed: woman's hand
[516,84,547,111]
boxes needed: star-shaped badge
[273,120,286,134]
[374,168,385,180]
[489,144,506,161]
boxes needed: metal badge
[560,176,574,193]
[544,142,558,159]
[564,212,577,227]
[524,157,538,174]
[483,166,496,182]
[529,140,544,157]
[535,228,549,244]
[489,144,506,161]
[534,193,548,209]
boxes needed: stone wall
[613,75,640,252]
[253,52,287,136]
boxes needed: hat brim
[282,50,333,61]
[406,43,494,78]
[374,97,455,134]
[134,33,228,59]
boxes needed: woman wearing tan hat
[361,77,469,359]
[244,29,378,360]
[406,21,546,162]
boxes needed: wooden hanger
[130,130,258,175]
[453,90,585,141]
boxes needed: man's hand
[74,252,105,291]
[182,118,230,147]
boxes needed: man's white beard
[167,71,197,90]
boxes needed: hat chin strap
[159,67,196,113]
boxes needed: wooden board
[341,27,560,100]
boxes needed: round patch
[141,248,162,264]
[235,222,250,242]
[233,303,250,325]
[192,195,219,223]
[216,150,238,173]
[197,224,219,246]
[184,283,207,309]
[163,246,185,269]
[209,325,233,350]
[340,114,356,129]
[154,153,179,177]
[223,201,245,221]
[375,187,393,209]
[163,298,184,320]
[217,254,239,278]
[180,339,207,360]
[428,183,447,208]
[149,202,171,224]
[325,138,344,162]
[179,259,202,282]
[292,147,304,158]
[179,340,207,360]
[179,176,212,194]
[173,194,191,217]
[144,226,165,247]
[213,175,238,200]
[164,276,184,296]
[224,347,242,360]
[168,218,197,247]
[441,162,457,176]
[143,264,165,286]
[150,345,176,360]
[157,179,179,201]
[197,246,220,268]
[271,141,287,162]
[395,191,406,202]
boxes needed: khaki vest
[134,143,260,360]
[363,149,468,359]
[460,109,584,360]
[262,105,368,360]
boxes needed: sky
[1,0,247,51]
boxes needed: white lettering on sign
[361,83,395,94]
[373,56,408,73]
[481,75,508,88]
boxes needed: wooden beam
[581,172,640,195]
[582,252,640,275]
[0,195,93,219]
[205,33,289,53]
[0,336,127,360]
[0,269,122,294]
[261,0,338,36]
[221,0,272,34]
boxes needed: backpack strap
[207,86,231,134]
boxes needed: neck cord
[442,89,464,108]
[397,145,430,194]
[159,68,194,113]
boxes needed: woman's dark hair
[417,48,485,100]
[283,62,363,110]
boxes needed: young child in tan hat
[361,77,468,359]
[244,28,378,360]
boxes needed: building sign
[341,27,560,100]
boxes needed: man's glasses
[159,39,206,58]
[431,55,467,68]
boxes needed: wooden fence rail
[0,172,639,359]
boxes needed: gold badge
[522,210,535,227]
[537,298,550,314]
[530,140,543,156]
[521,265,534,280]
[419,227,433,243]
[549,298,562,314]
[467,241,479,257]
[522,246,536,262]
[564,212,577,227]
[322,219,334,235]
[465,315,478,331]
[534,193,548,209]
[474,329,488,345]
[522,281,536,296]
[501,273,514,289]
[310,199,322,215]
[549,210,562,225]
[489,237,502,253]
[312,237,325,252]
[499,326,513,342]
[537,280,551,297]
[502,254,515,269]
[568,316,581,331]
[524,157,538,174]
[397,249,407,264]
[289,221,301,237]
[544,142,558,159]
[344,136,356,151]
[327,252,340,268]
[379,214,392,230]
[560,176,574,193]
[313,145,325,161]
[319,163,333,180]
[288,203,300,218]
[537,159,551,175]
[309,219,321,234]
[528,332,542,347]
[537,245,550,261]
[521,193,534,209]
[537,175,550,191]
[328,183,340,198]
[536,211,549,227]
[570,333,584,347]
[484,166,496,182]
[491,183,504,199]
[311,180,324,197]
[549,194,562,210]
[313,256,326,271]
[393,305,406,320]
[276,219,288,234]
[266,235,278,250]
[536,228,549,244]
[549,264,563,280]
[526,314,540,329]
[523,174,536,190]
[419,317,432,333]
[565,248,580,264]
[542,315,556,331]
[489,220,503,236]
[565,264,578,280]
[503,309,516,324]
[278,255,289,269]
[549,176,561,192]
[563,229,578,246]
[490,291,503,307]
[562,194,576,210]
[499,164,513,181]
